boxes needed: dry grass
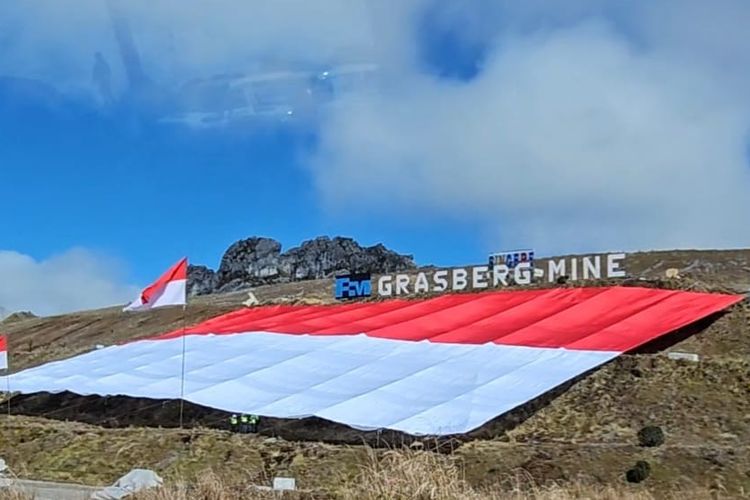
[0,489,32,500]
[338,449,745,499]
[1,450,740,499]
[338,448,481,499]
[126,451,741,499]
[0,465,32,500]
[132,471,264,499]
[131,470,318,499]
[3,416,749,496]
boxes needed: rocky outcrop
[188,236,416,296]
[281,237,416,282]
[215,237,283,292]
[0,311,38,324]
[187,265,219,297]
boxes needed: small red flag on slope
[123,258,188,312]
[0,335,7,370]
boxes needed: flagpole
[178,303,187,429]
[3,335,9,418]
[4,372,9,418]
[123,257,189,428]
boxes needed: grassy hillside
[1,249,749,495]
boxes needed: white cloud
[308,14,750,254]
[0,249,138,317]
[2,1,749,255]
[0,0,387,91]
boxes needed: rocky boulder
[188,236,416,295]
[216,237,284,293]
[187,265,219,297]
[281,237,415,281]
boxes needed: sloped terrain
[4,249,748,370]
[1,249,749,494]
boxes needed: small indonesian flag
[0,334,7,370]
[124,258,187,312]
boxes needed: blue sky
[0,67,485,278]
[0,1,500,282]
[1,0,749,315]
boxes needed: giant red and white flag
[0,334,7,370]
[8,287,743,435]
[123,258,187,312]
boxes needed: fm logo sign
[335,273,372,300]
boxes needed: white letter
[493,265,509,286]
[378,276,392,296]
[472,266,489,289]
[414,272,429,293]
[548,259,566,283]
[570,258,578,280]
[583,256,601,280]
[452,268,468,290]
[433,270,448,292]
[396,274,410,295]
[607,253,626,278]
[514,262,532,285]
